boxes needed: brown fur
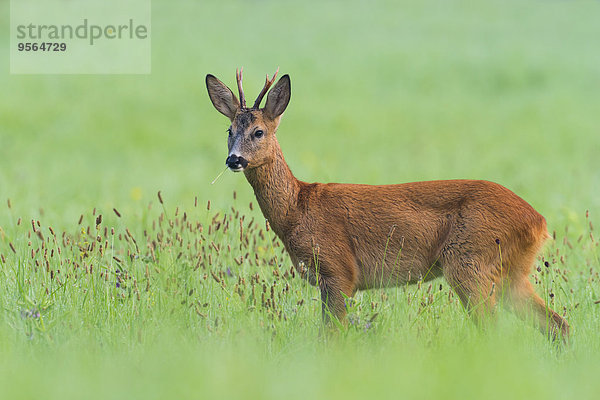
[206,70,569,340]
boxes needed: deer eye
[254,130,264,138]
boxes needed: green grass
[1,0,600,398]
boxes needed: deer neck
[244,139,300,239]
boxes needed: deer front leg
[318,275,356,325]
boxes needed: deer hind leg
[443,259,499,327]
[507,277,570,341]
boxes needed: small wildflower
[20,308,41,319]
[344,298,354,309]
[348,314,358,326]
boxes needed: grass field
[1,0,600,399]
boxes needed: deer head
[206,68,291,172]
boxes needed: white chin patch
[229,167,244,172]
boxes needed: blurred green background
[1,1,600,399]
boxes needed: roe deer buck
[206,68,569,340]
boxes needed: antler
[253,67,279,109]
[236,67,246,109]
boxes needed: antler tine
[253,67,279,109]
[236,67,246,109]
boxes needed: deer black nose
[226,154,249,171]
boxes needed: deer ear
[264,74,291,120]
[206,74,240,121]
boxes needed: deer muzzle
[226,154,249,171]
